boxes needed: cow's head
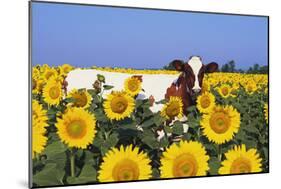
[172,56,218,95]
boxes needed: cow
[65,56,218,113]
[165,56,218,114]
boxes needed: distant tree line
[220,60,268,74]
[163,60,268,74]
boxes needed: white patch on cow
[66,69,180,113]
[188,56,203,91]
[157,129,165,142]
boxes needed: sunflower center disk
[49,86,60,99]
[67,120,86,138]
[210,112,230,134]
[230,157,252,174]
[73,93,87,107]
[128,80,139,92]
[222,87,229,96]
[166,102,180,118]
[248,85,253,92]
[112,159,139,181]
[110,96,128,114]
[173,153,198,177]
[201,96,211,108]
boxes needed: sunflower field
[31,64,269,187]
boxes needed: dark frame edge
[267,16,270,173]
[28,1,33,188]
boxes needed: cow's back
[66,69,180,112]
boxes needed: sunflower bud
[149,95,155,106]
[97,74,105,83]
[93,80,101,93]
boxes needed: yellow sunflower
[98,145,152,182]
[196,92,215,114]
[32,67,40,79]
[41,64,50,73]
[160,140,209,178]
[124,76,142,96]
[230,84,239,98]
[217,84,231,98]
[42,67,58,82]
[42,78,63,106]
[56,108,97,149]
[32,78,45,94]
[32,126,47,159]
[59,64,73,77]
[161,96,183,120]
[264,103,268,124]
[103,91,135,121]
[67,89,92,109]
[201,81,210,93]
[245,81,258,95]
[32,100,48,130]
[200,105,240,144]
[219,144,262,174]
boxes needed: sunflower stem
[217,144,222,161]
[197,127,201,139]
[70,149,75,177]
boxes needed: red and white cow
[66,56,218,114]
[165,56,218,114]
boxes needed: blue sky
[31,2,268,70]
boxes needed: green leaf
[94,109,108,122]
[67,164,97,184]
[47,108,57,116]
[87,89,97,96]
[141,136,158,149]
[33,163,64,186]
[243,125,260,134]
[153,113,164,126]
[118,119,138,130]
[262,147,269,159]
[45,152,67,170]
[141,118,155,128]
[208,157,221,175]
[64,97,75,103]
[164,125,172,133]
[92,134,104,148]
[204,143,217,154]
[103,85,114,90]
[44,141,67,158]
[243,139,257,148]
[142,108,153,118]
[106,133,119,148]
[235,130,246,141]
[135,99,144,108]
[159,136,169,148]
[172,121,183,135]
[187,105,197,112]
[155,99,167,104]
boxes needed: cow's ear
[172,60,184,71]
[205,62,218,73]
